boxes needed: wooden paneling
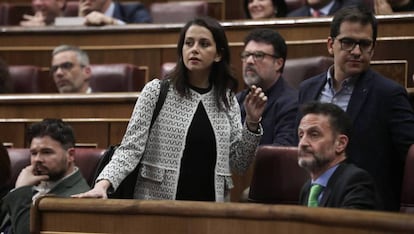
[0,118,130,148]
[31,197,414,234]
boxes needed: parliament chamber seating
[8,63,147,93]
[283,56,334,89]
[248,145,309,204]
[89,64,148,92]
[5,147,106,190]
[400,144,414,213]
[0,3,32,26]
[150,1,208,23]
[9,65,42,93]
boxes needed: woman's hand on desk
[72,179,110,199]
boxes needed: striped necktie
[308,184,323,207]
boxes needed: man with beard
[20,0,66,26]
[237,28,298,146]
[297,5,414,211]
[0,119,90,234]
[297,102,381,209]
[51,45,92,93]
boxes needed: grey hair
[52,45,90,66]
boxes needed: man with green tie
[297,102,382,210]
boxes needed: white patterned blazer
[98,79,262,201]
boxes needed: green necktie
[308,184,323,207]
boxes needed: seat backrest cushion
[9,65,41,93]
[248,145,309,204]
[64,1,79,17]
[150,1,208,23]
[74,148,106,186]
[283,56,334,89]
[89,64,146,92]
[401,144,414,213]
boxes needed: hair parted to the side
[300,101,353,138]
[243,28,287,72]
[165,16,238,111]
[330,4,378,45]
[52,44,90,66]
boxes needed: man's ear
[66,147,76,163]
[335,134,348,154]
[327,37,334,55]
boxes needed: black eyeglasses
[241,51,277,62]
[50,62,83,74]
[335,37,374,53]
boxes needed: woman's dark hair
[243,0,288,18]
[0,58,13,93]
[166,16,238,111]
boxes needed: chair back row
[7,64,148,93]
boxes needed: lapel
[261,78,286,117]
[49,170,80,195]
[319,163,346,206]
[346,70,371,123]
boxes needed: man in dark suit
[297,102,380,209]
[288,0,359,17]
[79,0,151,26]
[0,119,90,234]
[237,28,298,146]
[297,5,414,211]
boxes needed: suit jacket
[298,68,414,211]
[237,77,298,146]
[287,0,359,17]
[299,163,381,210]
[113,2,152,23]
[0,169,89,234]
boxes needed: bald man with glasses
[297,5,414,211]
[51,45,92,93]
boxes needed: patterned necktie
[308,184,323,207]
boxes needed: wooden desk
[31,197,414,234]
[1,14,413,90]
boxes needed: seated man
[297,102,382,210]
[20,0,66,26]
[51,45,92,93]
[78,0,152,26]
[287,0,359,17]
[0,119,90,234]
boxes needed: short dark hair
[300,102,352,137]
[243,28,287,72]
[243,0,287,18]
[330,5,378,45]
[27,119,75,149]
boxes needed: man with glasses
[0,119,90,234]
[237,28,298,146]
[297,5,414,211]
[51,45,92,93]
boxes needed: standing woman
[75,16,267,202]
[244,0,288,19]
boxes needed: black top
[176,85,217,201]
